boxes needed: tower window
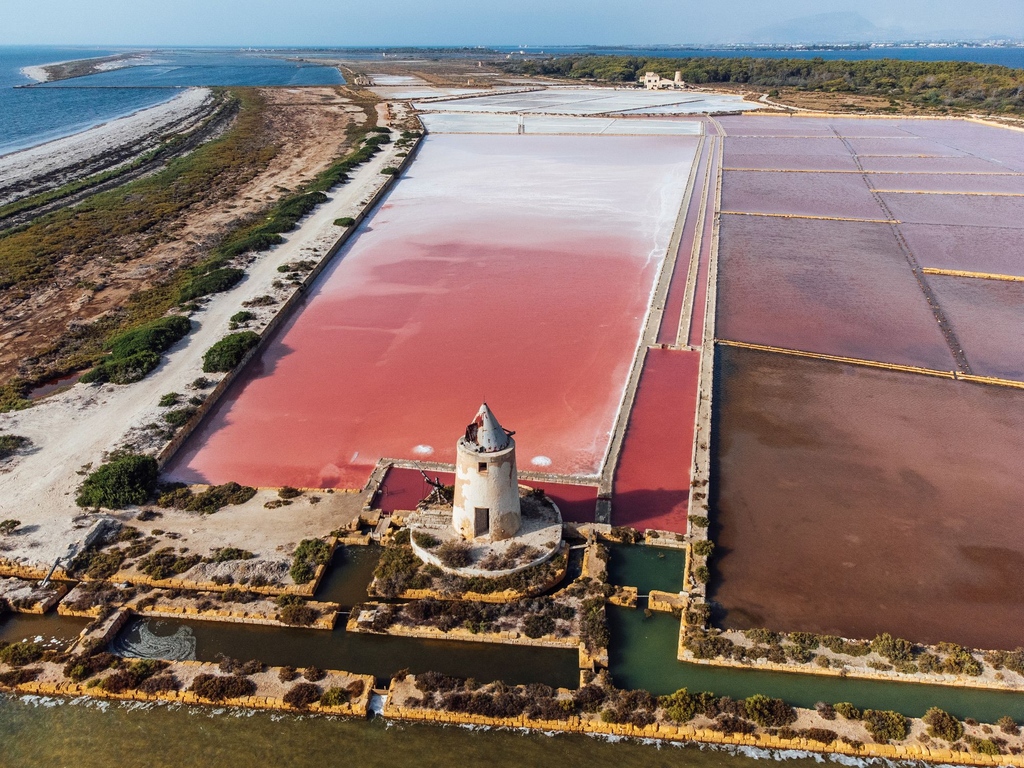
[478,461,487,473]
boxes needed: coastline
[0,87,214,206]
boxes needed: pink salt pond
[167,134,698,490]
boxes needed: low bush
[0,667,42,686]
[320,686,349,707]
[81,316,192,384]
[0,434,30,461]
[744,694,797,727]
[163,406,196,427]
[177,267,244,304]
[206,547,255,562]
[412,531,441,549]
[278,666,298,682]
[938,644,983,676]
[692,540,715,558]
[694,565,710,584]
[435,539,472,568]
[189,673,257,701]
[965,735,1003,755]
[229,310,255,329]
[997,716,1019,736]
[689,515,709,528]
[870,633,915,663]
[278,486,302,499]
[76,454,158,508]
[157,481,256,513]
[0,519,20,535]
[283,682,322,709]
[303,666,326,682]
[0,641,44,667]
[63,652,120,681]
[661,688,698,723]
[333,217,355,227]
[290,538,332,584]
[158,392,181,407]
[862,709,909,743]
[579,598,609,652]
[202,331,260,373]
[276,595,320,626]
[924,707,965,742]
[834,702,861,720]
[137,548,202,580]
[138,674,179,694]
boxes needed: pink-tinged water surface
[928,275,1024,381]
[845,136,966,157]
[901,223,1024,276]
[894,120,1024,171]
[656,138,712,346]
[716,215,956,369]
[721,171,884,219]
[718,116,840,137]
[723,136,850,157]
[712,345,1024,649]
[611,348,699,534]
[722,153,861,172]
[867,173,1024,195]
[374,467,598,524]
[859,155,1007,174]
[168,134,698,489]
[882,191,1024,228]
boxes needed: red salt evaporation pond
[723,136,850,157]
[722,153,860,172]
[895,120,1024,171]
[882,191,1024,229]
[374,467,598,524]
[901,223,1024,277]
[859,155,1006,174]
[712,345,1024,650]
[867,172,1024,195]
[928,275,1024,381]
[720,171,884,220]
[717,116,839,137]
[845,136,966,157]
[168,134,697,489]
[611,348,699,534]
[716,215,956,370]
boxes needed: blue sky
[2,0,1021,46]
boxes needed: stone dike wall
[345,608,579,650]
[383,683,1024,768]
[2,659,373,719]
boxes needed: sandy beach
[0,87,214,206]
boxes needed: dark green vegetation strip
[505,56,1024,114]
[0,86,385,409]
[76,454,159,509]
[80,315,191,385]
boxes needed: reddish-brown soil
[710,345,1024,650]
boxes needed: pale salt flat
[420,112,702,135]
[368,73,426,86]
[414,87,762,115]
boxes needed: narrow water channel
[607,606,1024,722]
[606,543,686,595]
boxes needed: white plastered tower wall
[452,404,522,541]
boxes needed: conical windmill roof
[465,403,513,453]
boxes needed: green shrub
[924,707,964,742]
[163,406,196,427]
[965,736,1002,755]
[997,716,1019,735]
[290,538,332,584]
[0,435,30,461]
[834,702,861,720]
[870,633,915,662]
[333,217,355,227]
[158,392,181,407]
[137,548,201,579]
[0,641,44,667]
[276,595,320,626]
[692,540,715,558]
[320,686,349,707]
[278,486,301,499]
[412,532,441,550]
[229,310,255,329]
[694,565,710,584]
[380,167,399,175]
[938,644,983,676]
[202,331,260,373]
[745,694,797,727]
[0,667,43,686]
[106,316,192,359]
[661,688,697,722]
[862,709,908,743]
[156,481,255,513]
[177,267,244,303]
[76,454,158,508]
[206,547,255,562]
[0,519,20,535]
[689,515,709,528]
[80,351,161,385]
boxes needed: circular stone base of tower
[406,487,562,578]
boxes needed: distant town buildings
[643,71,686,90]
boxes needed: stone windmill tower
[452,403,521,541]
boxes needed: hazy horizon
[3,1,1022,48]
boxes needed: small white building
[643,71,686,90]
[452,403,521,541]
